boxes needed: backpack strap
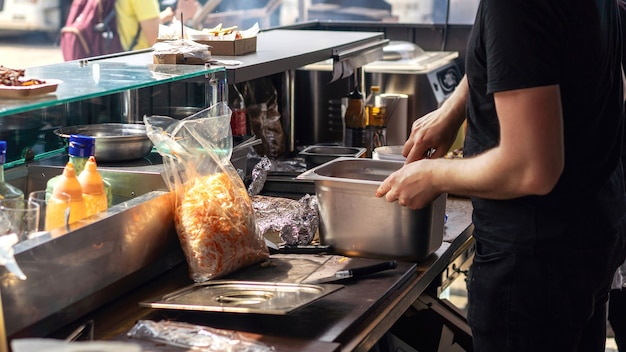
[128,25,142,51]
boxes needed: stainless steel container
[2,164,182,338]
[54,124,153,162]
[298,157,446,261]
[299,145,366,169]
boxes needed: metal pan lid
[140,280,343,315]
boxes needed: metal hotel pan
[298,157,446,261]
[54,123,153,162]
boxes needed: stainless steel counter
[45,197,473,352]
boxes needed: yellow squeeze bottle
[53,162,87,225]
[78,156,107,217]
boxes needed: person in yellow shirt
[115,0,175,51]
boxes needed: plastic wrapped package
[240,78,286,159]
[127,320,275,352]
[145,103,269,282]
[152,39,211,61]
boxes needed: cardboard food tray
[195,36,257,56]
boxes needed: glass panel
[0,53,225,118]
[0,53,225,165]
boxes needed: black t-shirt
[464,0,625,254]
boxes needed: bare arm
[139,17,161,46]
[403,76,468,163]
[376,84,564,209]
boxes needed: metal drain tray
[140,280,343,315]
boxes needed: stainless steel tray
[140,280,344,315]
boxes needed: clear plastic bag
[145,103,269,282]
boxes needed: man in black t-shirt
[609,2,626,351]
[376,0,626,351]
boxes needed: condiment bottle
[343,85,368,150]
[229,83,247,136]
[344,85,366,129]
[365,86,386,128]
[0,141,24,203]
[52,162,86,225]
[78,156,107,217]
[46,135,112,207]
[44,192,70,231]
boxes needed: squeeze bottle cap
[68,135,96,158]
[53,162,83,200]
[78,156,105,195]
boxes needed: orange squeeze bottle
[78,156,107,218]
[52,161,87,225]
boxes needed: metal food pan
[299,145,366,169]
[298,157,446,261]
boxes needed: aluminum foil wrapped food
[252,194,319,246]
[247,156,319,246]
[127,320,274,352]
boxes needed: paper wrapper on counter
[152,39,211,65]
[145,102,269,283]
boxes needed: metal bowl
[54,123,153,162]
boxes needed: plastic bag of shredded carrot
[144,102,269,282]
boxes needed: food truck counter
[46,197,473,352]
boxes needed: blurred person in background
[115,0,175,50]
[376,0,626,351]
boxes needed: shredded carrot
[174,172,269,282]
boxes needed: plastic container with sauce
[51,161,86,225]
[46,135,112,206]
[78,156,107,217]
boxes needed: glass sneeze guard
[0,52,225,117]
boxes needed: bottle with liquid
[52,162,87,225]
[365,86,386,128]
[46,135,112,206]
[343,85,367,149]
[0,141,24,203]
[344,85,366,130]
[228,83,247,136]
[78,156,107,218]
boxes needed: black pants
[468,236,626,352]
[610,288,626,351]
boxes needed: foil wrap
[247,156,272,196]
[252,194,319,246]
